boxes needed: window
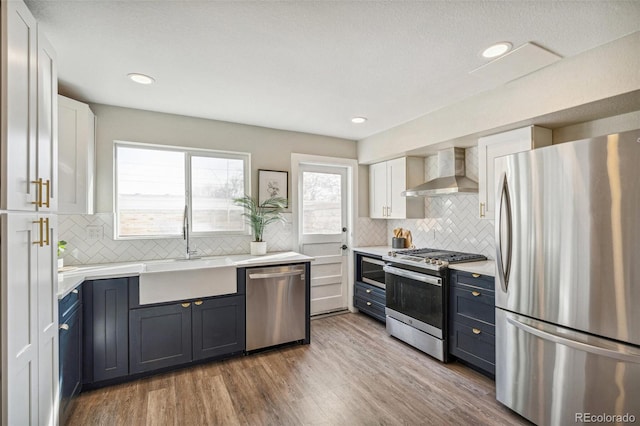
[115,142,250,238]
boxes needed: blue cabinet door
[192,295,245,361]
[129,303,192,374]
[59,303,81,423]
[84,278,129,383]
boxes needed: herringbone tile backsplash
[59,213,293,265]
[60,147,493,264]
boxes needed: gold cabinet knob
[194,300,203,306]
[366,302,372,306]
[472,328,481,335]
[181,302,190,308]
[59,324,70,331]
[471,291,481,297]
[72,289,79,294]
[365,289,372,294]
[472,273,481,278]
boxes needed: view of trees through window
[115,144,248,238]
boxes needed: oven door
[360,256,386,289]
[384,264,443,338]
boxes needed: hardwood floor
[67,313,530,425]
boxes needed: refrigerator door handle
[495,172,512,292]
[507,315,640,364]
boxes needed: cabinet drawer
[354,282,385,305]
[452,270,495,291]
[354,297,386,323]
[450,286,495,333]
[449,321,495,375]
[60,287,81,321]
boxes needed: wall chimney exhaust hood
[402,147,478,197]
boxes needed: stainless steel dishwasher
[246,264,306,351]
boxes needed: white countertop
[448,260,496,277]
[58,251,314,299]
[352,246,394,257]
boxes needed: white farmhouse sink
[139,257,236,305]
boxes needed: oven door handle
[383,265,442,286]
[362,257,386,267]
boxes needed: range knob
[424,258,431,263]
[431,259,438,264]
[437,260,444,265]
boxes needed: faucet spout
[183,205,197,259]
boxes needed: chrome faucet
[183,205,198,259]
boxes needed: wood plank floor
[67,313,531,425]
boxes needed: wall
[353,147,495,258]
[60,104,356,265]
[553,110,640,144]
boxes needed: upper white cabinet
[478,125,552,220]
[1,1,57,212]
[58,95,96,214]
[369,157,424,219]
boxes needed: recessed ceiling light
[481,42,513,59]
[128,73,155,85]
[351,117,367,124]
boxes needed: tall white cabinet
[1,1,59,424]
[478,126,552,220]
[369,157,424,219]
[58,95,95,214]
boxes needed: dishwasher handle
[248,269,305,280]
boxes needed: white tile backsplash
[59,213,293,265]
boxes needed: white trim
[291,153,358,313]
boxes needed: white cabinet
[478,126,552,220]
[1,213,59,425]
[369,157,424,219]
[58,95,96,214]
[1,1,59,424]
[1,0,57,213]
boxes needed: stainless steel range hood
[402,147,478,197]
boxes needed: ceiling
[26,1,640,141]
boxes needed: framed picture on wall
[258,169,288,206]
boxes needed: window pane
[117,146,185,236]
[302,172,342,235]
[191,156,245,232]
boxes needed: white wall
[91,104,357,212]
[358,31,640,164]
[553,110,640,144]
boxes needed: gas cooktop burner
[384,247,487,269]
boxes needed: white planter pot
[57,258,64,269]
[250,241,267,256]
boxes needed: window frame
[114,140,251,240]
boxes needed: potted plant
[57,240,67,269]
[233,195,287,255]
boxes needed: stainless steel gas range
[382,248,486,361]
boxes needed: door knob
[341,245,348,250]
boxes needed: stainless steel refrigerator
[494,129,640,425]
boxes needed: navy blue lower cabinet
[192,295,245,360]
[129,302,193,374]
[83,278,130,383]
[448,270,496,376]
[59,289,82,424]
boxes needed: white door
[299,164,348,315]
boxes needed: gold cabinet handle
[472,273,481,278]
[43,179,51,208]
[194,300,203,306]
[33,218,44,247]
[366,301,372,306]
[472,328,481,335]
[72,289,79,294]
[59,324,69,331]
[181,302,190,308]
[479,202,485,218]
[43,217,50,246]
[471,291,481,297]
[32,179,43,207]
[365,289,372,294]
